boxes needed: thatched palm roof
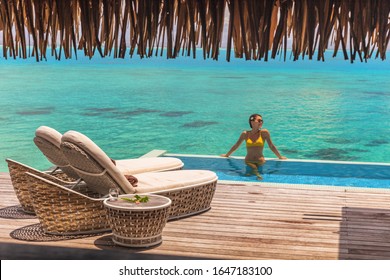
[0,0,389,62]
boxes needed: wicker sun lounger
[17,129,216,234]
[61,130,218,220]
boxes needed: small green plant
[121,195,149,204]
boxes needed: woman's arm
[221,132,246,157]
[262,130,287,159]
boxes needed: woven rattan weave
[158,180,217,220]
[6,159,76,214]
[25,172,110,235]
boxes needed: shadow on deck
[339,207,390,260]
[0,241,208,260]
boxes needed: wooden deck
[1,172,390,260]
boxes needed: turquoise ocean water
[0,49,389,172]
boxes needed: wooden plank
[1,173,390,259]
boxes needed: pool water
[167,154,390,189]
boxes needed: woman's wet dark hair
[248,114,262,128]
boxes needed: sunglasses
[255,119,263,123]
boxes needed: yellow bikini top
[246,131,264,147]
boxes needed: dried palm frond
[0,0,389,62]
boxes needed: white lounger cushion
[35,126,65,165]
[115,157,183,175]
[62,130,183,176]
[34,126,80,179]
[62,130,136,193]
[131,170,218,193]
[35,126,62,148]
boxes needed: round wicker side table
[103,194,171,248]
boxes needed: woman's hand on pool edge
[279,156,287,160]
[220,154,229,157]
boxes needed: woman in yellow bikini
[221,114,287,179]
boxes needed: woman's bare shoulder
[240,131,248,138]
[260,129,270,136]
